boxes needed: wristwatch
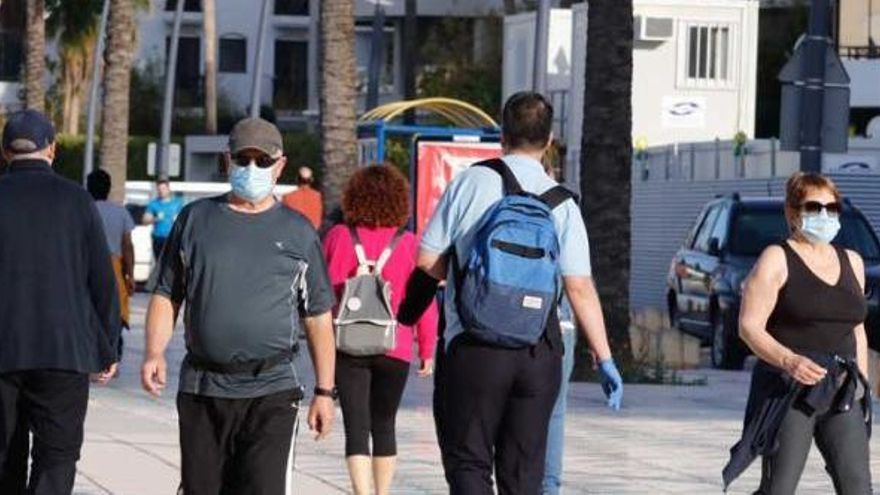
[313,386,339,400]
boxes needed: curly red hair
[342,164,411,228]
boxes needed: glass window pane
[273,40,309,110]
[274,0,309,16]
[719,27,730,80]
[219,38,247,73]
[698,27,708,79]
[709,27,718,79]
[688,26,698,79]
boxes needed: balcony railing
[840,45,880,60]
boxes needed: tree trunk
[579,0,634,368]
[100,0,135,203]
[319,0,358,219]
[202,0,217,134]
[25,0,46,112]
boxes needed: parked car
[667,194,880,369]
[124,181,298,285]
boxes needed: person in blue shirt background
[143,177,184,259]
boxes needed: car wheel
[711,310,746,370]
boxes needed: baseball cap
[2,109,56,155]
[228,118,283,157]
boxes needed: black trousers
[177,389,300,495]
[151,236,167,260]
[443,336,561,495]
[758,401,872,495]
[0,371,89,495]
[336,353,409,457]
[0,412,29,493]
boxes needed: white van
[124,181,298,284]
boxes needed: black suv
[667,194,880,369]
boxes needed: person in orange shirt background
[282,166,323,229]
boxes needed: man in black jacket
[0,110,120,494]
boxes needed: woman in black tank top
[724,173,872,494]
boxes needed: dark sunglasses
[801,200,842,215]
[231,153,277,169]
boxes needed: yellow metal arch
[359,98,498,128]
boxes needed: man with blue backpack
[414,92,624,494]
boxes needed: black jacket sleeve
[398,268,441,326]
[85,199,121,368]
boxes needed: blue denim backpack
[456,158,575,348]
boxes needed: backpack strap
[375,227,406,274]
[538,185,578,209]
[348,225,371,270]
[474,158,524,195]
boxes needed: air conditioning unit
[634,16,674,42]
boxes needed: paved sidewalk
[71,295,880,494]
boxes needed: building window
[355,27,395,95]
[274,0,309,16]
[165,36,202,106]
[0,0,24,82]
[274,40,308,111]
[165,0,201,12]
[219,37,246,73]
[0,31,22,82]
[682,22,734,87]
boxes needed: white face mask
[800,210,841,244]
[229,162,275,202]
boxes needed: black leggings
[336,353,410,457]
[758,401,871,494]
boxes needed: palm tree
[99,0,135,203]
[319,0,358,218]
[47,0,103,135]
[24,0,46,111]
[579,0,634,365]
[202,0,217,134]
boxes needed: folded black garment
[398,268,441,326]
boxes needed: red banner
[415,140,502,233]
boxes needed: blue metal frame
[357,121,500,164]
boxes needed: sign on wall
[414,140,502,233]
[661,96,707,129]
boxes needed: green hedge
[52,134,178,183]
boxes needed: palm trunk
[319,0,358,219]
[202,0,217,134]
[579,0,635,369]
[100,0,135,203]
[25,0,46,112]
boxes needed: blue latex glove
[598,358,623,411]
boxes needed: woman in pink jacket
[322,165,438,495]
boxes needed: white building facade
[502,0,760,187]
[1,0,506,119]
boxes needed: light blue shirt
[420,154,592,350]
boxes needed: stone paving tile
[69,295,880,494]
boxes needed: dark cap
[228,117,283,157]
[2,109,56,155]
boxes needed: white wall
[0,82,21,112]
[844,59,880,109]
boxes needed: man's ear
[46,142,57,163]
[273,156,287,182]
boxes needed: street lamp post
[250,0,271,118]
[157,0,186,178]
[799,0,830,173]
[82,0,111,184]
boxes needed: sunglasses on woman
[231,153,277,169]
[801,200,842,216]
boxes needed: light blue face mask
[229,162,275,202]
[800,211,841,244]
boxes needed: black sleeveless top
[767,242,867,358]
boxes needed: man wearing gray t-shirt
[141,118,337,495]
